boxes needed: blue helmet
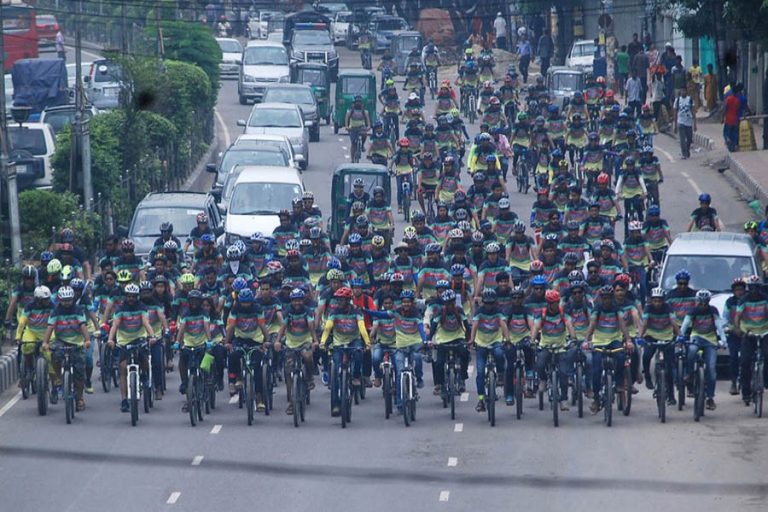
[232,277,248,291]
[436,279,450,289]
[373,120,384,129]
[450,263,465,276]
[351,277,364,287]
[647,204,660,216]
[201,233,215,244]
[348,233,362,245]
[41,251,54,263]
[530,275,548,287]
[547,104,558,113]
[698,193,711,203]
[400,290,415,300]
[465,61,476,71]
[238,289,254,302]
[327,257,341,270]
[675,269,691,282]
[289,288,306,300]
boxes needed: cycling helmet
[441,289,457,303]
[510,286,525,297]
[200,233,215,245]
[473,172,486,182]
[394,242,409,252]
[628,220,643,231]
[334,245,349,258]
[121,239,135,251]
[57,286,75,300]
[426,243,442,254]
[400,289,416,300]
[179,273,196,285]
[530,260,544,272]
[390,273,405,283]
[516,112,528,122]
[116,269,133,283]
[60,228,75,243]
[21,265,36,278]
[403,229,418,241]
[647,205,660,216]
[498,197,511,209]
[649,287,665,298]
[398,137,410,147]
[545,290,560,303]
[355,215,369,227]
[547,104,559,114]
[41,251,54,264]
[226,245,242,260]
[160,222,173,233]
[163,240,178,251]
[448,228,463,240]
[513,220,526,233]
[696,289,712,302]
[598,285,614,296]
[327,257,342,270]
[302,191,315,201]
[309,226,323,240]
[372,185,385,197]
[481,288,497,303]
[411,210,426,222]
[436,279,450,289]
[34,286,51,299]
[385,78,395,87]
[334,287,353,299]
[471,231,484,243]
[348,233,362,245]
[286,249,301,259]
[124,284,140,296]
[371,235,386,248]
[564,253,580,264]
[457,220,472,231]
[267,261,284,273]
[698,193,711,203]
[485,242,501,254]
[642,145,653,154]
[450,263,466,276]
[614,273,631,287]
[610,104,621,113]
[278,209,291,218]
[326,269,344,281]
[60,265,74,281]
[238,289,254,303]
[600,239,615,250]
[138,280,153,292]
[285,239,300,251]
[350,277,364,288]
[70,278,85,291]
[530,275,548,287]
[232,277,248,291]
[196,212,208,223]
[674,269,691,282]
[596,173,610,185]
[289,288,306,300]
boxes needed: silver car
[84,60,122,110]
[216,38,242,79]
[238,102,309,169]
[262,84,320,142]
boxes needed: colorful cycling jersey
[473,307,505,347]
[347,108,368,129]
[438,174,460,204]
[597,257,623,282]
[430,219,454,242]
[432,305,466,344]
[666,288,697,325]
[564,301,591,335]
[624,238,649,267]
[539,307,568,346]
[48,305,87,346]
[305,250,333,286]
[326,308,366,346]
[256,297,282,337]
[365,202,392,231]
[618,170,644,199]
[114,303,148,345]
[564,199,590,226]
[590,302,623,346]
[643,303,675,340]
[642,219,670,251]
[179,311,207,347]
[371,254,392,281]
[283,306,315,348]
[639,159,661,183]
[272,226,299,257]
[507,235,535,271]
[616,298,640,337]
[689,207,719,232]
[143,300,164,334]
[546,118,567,139]
[420,264,452,299]
[478,258,510,289]
[581,216,609,245]
[684,306,720,345]
[11,285,35,320]
[736,296,768,336]
[505,305,530,343]
[16,303,53,342]
[581,149,604,171]
[420,164,440,187]
[558,235,589,265]
[494,214,518,245]
[227,305,263,342]
[592,188,618,219]
[392,309,423,348]
[373,315,397,346]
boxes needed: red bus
[3,1,38,72]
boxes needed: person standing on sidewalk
[517,37,532,83]
[631,47,650,104]
[703,63,717,111]
[493,13,507,51]
[651,71,667,127]
[625,70,643,118]
[674,87,696,159]
[615,45,629,96]
[537,29,554,77]
[55,30,66,61]
[723,87,741,152]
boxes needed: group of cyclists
[8,42,767,428]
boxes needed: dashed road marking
[447,457,458,467]
[0,392,21,418]
[439,490,450,502]
[460,392,469,402]
[191,455,204,466]
[454,422,463,432]
[167,492,181,504]
[210,424,222,434]
[342,146,348,150]
[229,395,238,404]
[680,171,703,195]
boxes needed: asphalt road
[0,46,765,512]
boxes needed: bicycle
[99,333,118,393]
[361,49,372,70]
[484,345,499,427]
[674,340,687,411]
[746,333,766,418]
[509,339,530,420]
[614,343,633,417]
[124,339,151,426]
[401,175,412,222]
[686,339,708,422]
[515,147,530,194]
[36,348,49,416]
[423,188,436,224]
[570,342,588,418]
[53,343,79,425]
[539,342,575,427]
[329,345,364,428]
[233,341,261,426]
[379,346,396,419]
[646,338,673,423]
[350,129,363,163]
[182,345,207,427]
[18,341,39,400]
[399,348,419,427]
[383,111,399,147]
[592,344,626,427]
[261,342,277,415]
[437,340,465,420]
[426,66,438,99]
[285,348,311,428]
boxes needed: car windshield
[341,76,369,95]
[233,139,291,155]
[661,255,755,293]
[8,127,47,156]
[260,11,280,22]
[297,69,325,86]
[36,15,56,25]
[396,36,420,52]
[294,30,331,46]
[217,40,242,53]
[264,88,314,104]
[131,207,200,237]
[336,13,351,23]
[243,46,289,65]
[552,73,582,92]
[93,62,121,83]
[43,109,94,134]
[248,108,302,127]
[230,182,302,215]
[373,19,407,31]
[220,149,289,174]
[572,43,596,57]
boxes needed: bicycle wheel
[158,344,167,392]
[36,357,48,416]
[245,371,254,426]
[515,365,524,420]
[187,373,197,426]
[403,374,411,427]
[694,365,704,422]
[299,375,306,422]
[196,373,204,421]
[604,373,613,427]
[143,378,151,415]
[20,359,29,400]
[622,368,632,417]
[262,361,272,416]
[575,363,584,418]
[537,384,544,411]
[676,357,686,410]
[209,376,217,410]
[204,378,211,415]
[753,360,764,418]
[341,368,349,428]
[101,344,112,393]
[552,368,560,427]
[657,366,666,423]
[487,370,496,427]
[448,366,456,420]
[128,370,138,426]
[403,194,411,222]
[64,370,73,425]
[293,371,301,428]
[384,367,393,418]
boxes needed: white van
[9,122,56,190]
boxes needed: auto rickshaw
[333,69,377,134]
[328,163,391,247]
[390,31,422,75]
[546,66,585,110]
[291,62,332,125]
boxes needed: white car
[237,40,290,104]
[233,133,304,170]
[224,166,304,242]
[331,11,352,44]
[237,102,309,169]
[8,122,57,190]
[216,38,242,79]
[565,40,597,73]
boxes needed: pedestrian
[537,28,554,77]
[631,47,650,103]
[493,12,507,51]
[671,55,687,92]
[722,85,740,151]
[625,70,642,118]
[703,63,717,111]
[661,43,677,101]
[627,33,643,60]
[689,58,703,110]
[516,37,532,83]
[55,30,66,61]
[615,45,630,96]
[674,87,696,159]
[651,72,667,128]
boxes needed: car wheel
[302,152,309,170]
[238,93,247,105]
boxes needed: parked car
[237,102,309,169]
[223,166,304,242]
[35,14,59,47]
[8,122,56,190]
[39,104,99,135]
[84,59,122,110]
[206,142,294,189]
[215,37,242,79]
[128,191,224,258]
[331,11,352,44]
[565,40,597,73]
[288,27,339,80]
[368,15,408,53]
[237,40,290,105]
[262,83,320,142]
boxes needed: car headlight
[279,75,290,83]
[243,74,256,83]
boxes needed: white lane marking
[447,457,458,467]
[338,138,344,142]
[453,422,463,432]
[229,395,238,404]
[656,145,675,163]
[191,455,204,466]
[166,492,181,504]
[344,155,350,159]
[0,391,21,418]
[680,171,703,195]
[460,392,469,402]
[342,146,348,150]
[210,424,222,434]
[215,109,231,147]
[467,364,474,377]
[439,490,450,502]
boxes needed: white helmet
[408,92,418,101]
[651,287,665,298]
[696,289,711,302]
[34,286,51,299]
[628,220,643,231]
[58,286,75,300]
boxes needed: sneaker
[179,383,187,395]
[433,385,442,396]
[155,389,163,401]
[644,373,654,390]
[331,406,341,417]
[234,379,243,391]
[120,399,129,413]
[706,398,716,410]
[667,396,677,406]
[744,398,752,407]
[50,386,61,404]
[322,371,330,386]
[364,376,372,388]
[475,399,486,412]
[396,405,403,415]
[416,379,424,389]
[181,402,189,413]
[559,401,570,412]
[85,383,94,394]
[631,386,639,395]
[585,389,594,399]
[256,402,266,413]
[285,404,294,415]
[458,380,466,393]
[729,380,739,395]
[373,377,382,388]
[636,372,644,385]
[590,399,601,415]
[76,399,85,412]
[538,380,546,393]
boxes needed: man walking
[627,33,643,61]
[537,29,554,77]
[493,12,507,51]
[674,87,696,159]
[55,30,66,61]
[625,70,642,118]
[517,37,532,83]
[723,85,741,151]
[631,47,650,103]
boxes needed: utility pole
[0,7,22,266]
[70,1,92,209]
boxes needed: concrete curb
[725,154,768,206]
[0,348,18,396]
[182,119,219,191]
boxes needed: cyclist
[225,287,269,402]
[422,38,440,74]
[15,285,54,391]
[566,113,588,168]
[276,288,318,415]
[184,212,213,253]
[345,95,372,155]
[435,83,458,118]
[320,287,371,417]
[566,91,589,122]
[586,285,631,414]
[636,104,658,145]
[370,294,397,387]
[105,283,156,412]
[591,172,621,224]
[367,121,394,166]
[42,286,91,411]
[403,62,425,103]
[532,289,578,411]
[638,146,663,206]
[681,289,726,410]
[722,278,746,396]
[378,80,401,132]
[686,193,722,232]
[640,287,680,403]
[666,269,697,327]
[469,288,510,412]
[417,244,452,300]
[456,61,480,113]
[357,26,373,67]
[429,289,469,395]
[623,220,653,300]
[580,132,606,191]
[546,105,567,153]
[733,277,768,406]
[615,156,647,233]
[5,264,37,327]
[435,156,461,205]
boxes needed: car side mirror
[218,205,227,216]
[116,225,129,237]
[205,163,217,174]
[237,119,246,127]
[295,154,305,164]
[214,225,224,236]
[211,187,223,202]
